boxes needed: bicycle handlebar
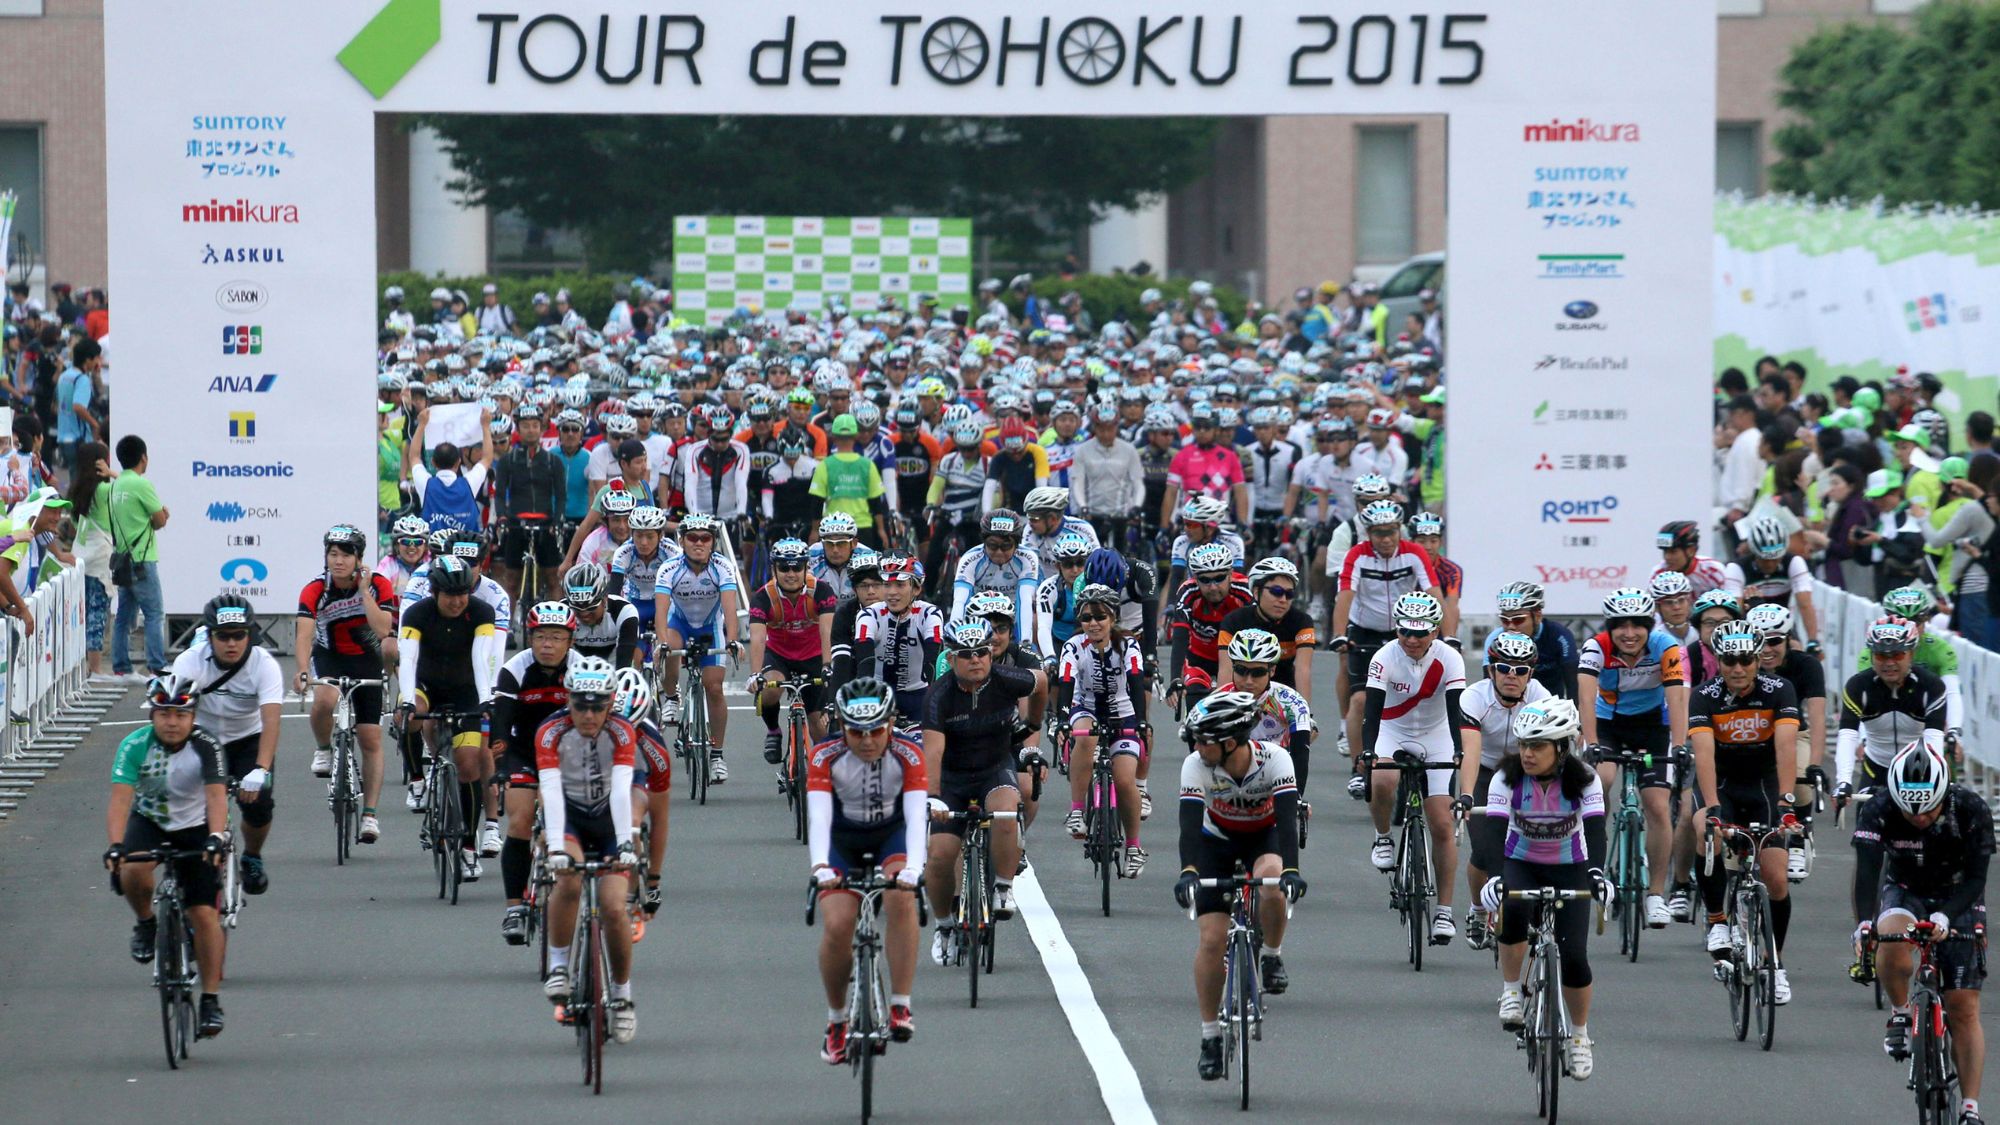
[1593,747,1653,768]
[1873,922,1985,946]
[804,872,927,926]
[1364,754,1462,771]
[1195,875,1284,889]
[938,809,1020,822]
[309,677,384,692]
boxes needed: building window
[1871,0,1925,12]
[0,127,44,272]
[1716,0,1763,15]
[0,1,46,15]
[488,209,587,274]
[1716,123,1761,195]
[1356,126,1414,265]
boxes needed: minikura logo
[182,198,300,224]
[1540,495,1619,524]
[1523,118,1641,143]
[209,373,278,394]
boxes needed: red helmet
[998,418,1029,447]
[880,555,919,584]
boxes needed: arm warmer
[615,614,640,670]
[1852,839,1884,924]
[397,634,420,706]
[1944,673,1964,731]
[610,764,635,847]
[1361,686,1386,759]
[901,788,930,872]
[1274,789,1302,871]
[1178,798,1206,871]
[539,768,568,852]
[807,789,834,868]
[472,633,501,701]
[1445,688,1465,761]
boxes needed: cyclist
[493,601,578,945]
[1665,588,1748,920]
[1689,621,1801,1004]
[824,547,885,697]
[809,512,860,603]
[1869,585,1965,757]
[811,414,889,548]
[492,403,568,609]
[1407,512,1460,628]
[1835,617,1949,802]
[654,511,742,785]
[610,667,673,925]
[985,418,1050,512]
[173,595,287,883]
[565,482,635,573]
[922,618,1038,951]
[1724,515,1822,654]
[1071,403,1146,551]
[1031,532,1093,663]
[396,555,501,880]
[564,562,641,669]
[960,588,1052,845]
[1137,413,1181,558]
[1477,697,1605,1082]
[1160,407,1249,530]
[1172,690,1305,1082]
[550,409,594,526]
[747,537,836,765]
[809,678,929,1063]
[1059,583,1149,877]
[678,404,750,523]
[1654,519,1729,597]
[1748,602,1827,881]
[1286,418,1363,607]
[1166,542,1254,718]
[105,675,232,1039]
[1240,407,1301,559]
[1214,629,1315,809]
[950,508,1039,621]
[890,402,941,536]
[1651,570,1697,652]
[609,506,677,660]
[1319,472,1397,639]
[1021,486,1099,579]
[377,514,431,596]
[922,418,991,596]
[1577,585,1688,928]
[295,525,399,849]
[1453,630,1553,949]
[763,426,823,537]
[848,556,943,727]
[1360,591,1467,942]
[1855,739,1991,1125]
[1163,496,1245,605]
[1331,500,1445,780]
[534,657,641,1045]
[1496,580,1577,701]
[1040,400,1086,491]
[1216,557,1316,698]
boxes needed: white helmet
[391,514,431,540]
[1352,474,1394,503]
[1888,738,1950,817]
[611,666,652,722]
[629,506,668,532]
[564,655,617,698]
[1227,628,1282,666]
[1023,486,1070,515]
[1360,500,1405,528]
[598,488,637,515]
[1246,557,1299,587]
[1744,602,1793,640]
[1601,586,1656,620]
[1187,542,1235,576]
[1392,591,1444,631]
[1649,570,1693,600]
[1511,698,1582,744]
[1181,496,1229,525]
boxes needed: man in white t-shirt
[171,599,287,886]
[1451,630,1553,948]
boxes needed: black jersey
[923,663,1037,776]
[1854,786,1994,906]
[401,596,497,692]
[1689,672,1800,782]
[1216,604,1317,688]
[492,649,569,751]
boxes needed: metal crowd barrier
[0,568,125,819]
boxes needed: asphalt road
[0,650,1991,1123]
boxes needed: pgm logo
[208,373,278,394]
[1533,563,1630,590]
[222,325,263,355]
[201,244,287,266]
[227,412,258,441]
[1523,119,1641,143]
[181,198,300,224]
[216,280,270,314]
[1556,300,1605,332]
[206,501,281,523]
[193,460,295,478]
[1534,354,1628,373]
[1539,496,1619,524]
[1538,254,1624,280]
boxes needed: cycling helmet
[943,617,995,654]
[966,590,1015,620]
[1091,402,1119,424]
[1746,516,1788,560]
[819,512,859,540]
[611,666,652,722]
[447,531,484,562]
[1393,591,1444,631]
[879,555,918,585]
[1691,589,1742,621]
[1188,542,1235,576]
[997,418,1029,449]
[391,514,431,542]
[564,655,617,699]
[1888,739,1951,817]
[1407,511,1443,538]
[770,537,810,567]
[430,555,475,595]
[602,413,638,440]
[1656,520,1701,552]
[1182,690,1260,744]
[1181,496,1228,526]
[145,673,202,712]
[553,408,586,430]
[490,415,515,439]
[526,601,579,632]
[1023,486,1069,515]
[1486,630,1538,665]
[1601,586,1656,621]
[599,487,637,515]
[776,426,811,456]
[1084,549,1128,591]
[1649,570,1693,600]
[941,403,973,428]
[1077,582,1120,608]
[1246,557,1299,588]
[1227,628,1282,666]
[1511,698,1582,744]
[835,677,897,732]
[950,419,985,447]
[1360,500,1405,528]
[846,546,881,580]
[1710,621,1761,659]
[1053,531,1093,561]
[706,404,736,432]
[323,523,368,555]
[1865,616,1920,655]
[515,402,544,423]
[917,377,949,399]
[786,387,816,407]
[680,512,719,537]
[1744,602,1793,640]
[981,509,1022,542]
[564,562,609,607]
[202,593,254,630]
[1882,585,1936,622]
[427,528,455,556]
[629,506,668,532]
[1495,581,1546,615]
[1352,474,1393,503]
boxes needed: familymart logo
[1538,253,1624,280]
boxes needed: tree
[412,114,1220,274]
[1772,2,2000,208]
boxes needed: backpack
[421,470,482,533]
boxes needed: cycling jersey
[397,595,499,702]
[951,545,1039,622]
[858,432,900,511]
[492,650,569,775]
[923,663,1037,776]
[1217,605,1318,688]
[1764,648,1827,714]
[1022,515,1099,579]
[1071,438,1145,517]
[738,429,783,500]
[1215,680,1314,748]
[1336,540,1440,633]
[1168,530,1246,574]
[1060,633,1145,722]
[112,726,229,831]
[1652,556,1729,598]
[1171,578,1255,671]
[1166,442,1245,504]
[1239,440,1300,513]
[493,444,566,522]
[1485,770,1606,865]
[928,448,989,517]
[610,540,677,609]
[572,596,641,669]
[892,431,941,515]
[1034,572,1081,658]
[1854,786,1994,909]
[1688,673,1800,782]
[1724,554,1812,608]
[1367,639,1467,744]
[1853,632,1962,730]
[1578,628,1686,723]
[1040,432,1084,490]
[655,555,738,630]
[1530,619,1580,701]
[764,454,820,528]
[1432,555,1463,600]
[534,713,636,848]
[1179,740,1299,836]
[855,601,945,696]
[806,735,929,864]
[678,439,751,519]
[299,572,396,657]
[574,526,626,570]
[1459,679,1555,769]
[1139,443,1176,520]
[749,579,835,663]
[553,446,592,520]
[376,554,424,597]
[1835,667,1948,782]
[1289,452,1361,526]
[806,543,854,604]
[986,444,1050,510]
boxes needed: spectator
[51,283,79,327]
[66,440,115,679]
[1714,367,1749,399]
[1717,394,1765,532]
[1855,467,1926,591]
[82,288,109,341]
[1926,457,1997,646]
[0,409,35,504]
[1818,463,1875,597]
[475,282,517,337]
[0,486,73,601]
[57,337,104,477]
[1966,411,1998,481]
[107,434,168,680]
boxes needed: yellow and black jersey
[1689,673,1799,782]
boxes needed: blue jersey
[1578,627,1686,723]
[807,542,853,602]
[654,555,738,630]
[553,447,592,521]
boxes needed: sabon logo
[1523,119,1641,143]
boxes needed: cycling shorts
[1373,727,1456,798]
[120,816,219,908]
[825,819,908,889]
[562,804,624,863]
[663,609,726,669]
[1191,825,1280,916]
[1600,718,1673,789]
[222,734,274,827]
[1878,891,1988,992]
[1069,713,1144,760]
[498,521,565,569]
[311,650,384,723]
[1345,626,1393,690]
[1711,774,1784,834]
[933,763,1019,840]
[1469,764,1503,874]
[414,683,485,750]
[761,653,826,715]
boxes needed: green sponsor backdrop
[671,216,972,327]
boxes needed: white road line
[1013,870,1159,1125]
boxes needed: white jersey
[655,555,739,629]
[1168,529,1246,572]
[1218,680,1313,748]
[1458,678,1554,770]
[610,540,677,606]
[170,643,286,743]
[1367,639,1467,745]
[1060,633,1144,722]
[855,601,945,693]
[1023,515,1099,579]
[1290,452,1361,526]
[1722,555,1813,607]
[1239,440,1301,512]
[1178,741,1298,836]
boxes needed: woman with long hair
[66,440,116,677]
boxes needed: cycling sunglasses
[1489,662,1535,677]
[773,561,806,572]
[1717,654,1759,668]
[983,538,1014,552]
[1236,665,1273,679]
[1058,557,1086,569]
[569,696,611,713]
[1498,612,1535,628]
[1077,611,1113,624]
[210,628,251,643]
[1261,586,1295,599]
[1396,626,1437,639]
[1760,636,1788,648]
[682,533,714,545]
[1195,573,1232,585]
[395,536,427,550]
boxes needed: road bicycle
[1078,717,1148,917]
[503,517,561,636]
[119,846,216,1069]
[311,676,381,866]
[659,637,725,806]
[526,805,555,978]
[1870,920,1984,1125]
[805,861,928,1124]
[1191,865,1291,1111]
[766,670,822,844]
[1595,746,1651,962]
[924,509,977,604]
[1368,747,1461,971]
[559,857,631,1095]
[885,510,920,560]
[1705,818,1794,1051]
[1508,886,1594,1123]
[942,804,1018,1009]
[416,707,485,905]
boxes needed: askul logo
[201,244,286,265]
[216,280,269,314]
[223,325,263,355]
[209,373,278,394]
[1540,495,1619,524]
[1523,119,1642,143]
[1906,294,1949,333]
[181,199,300,224]
[220,558,269,584]
[207,501,281,523]
[227,412,257,441]
[1539,254,1624,280]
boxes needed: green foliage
[408,115,1220,273]
[1774,3,2000,208]
[1003,274,1246,328]
[378,270,620,329]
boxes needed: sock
[1125,837,1140,848]
[1071,800,1084,812]
[1265,945,1281,958]
[1771,894,1792,949]
[1503,979,1522,996]
[362,806,375,816]
[1893,1003,1913,1017]
[761,697,779,730]
[1572,1022,1588,1040]
[1201,1020,1222,1038]
[830,1007,846,1024]
[1964,1099,1979,1117]
[610,979,632,1002]
[1137,779,1150,793]
[502,837,532,899]
[318,742,332,753]
[549,945,569,970]
[202,992,218,1003]
[890,993,910,1009]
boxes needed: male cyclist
[1166,542,1254,718]
[1021,486,1099,579]
[609,506,676,659]
[1834,617,1949,804]
[564,562,641,669]
[396,556,501,879]
[1216,557,1316,698]
[492,601,577,945]
[654,512,742,785]
[1724,515,1822,655]
[1867,585,1965,758]
[1331,500,1445,782]
[1748,602,1827,881]
[747,537,837,765]
[950,508,1039,621]
[1164,496,1245,606]
[1032,532,1093,662]
[849,556,943,727]
[1496,580,1577,701]
[922,418,991,598]
[809,512,860,603]
[1654,519,1728,597]
[294,525,397,852]
[174,595,287,884]
[492,403,567,608]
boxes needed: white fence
[0,569,121,818]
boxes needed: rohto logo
[1524,119,1642,143]
[182,199,300,224]
[1540,496,1620,524]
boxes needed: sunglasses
[1397,627,1437,639]
[211,628,251,642]
[396,536,427,549]
[1761,637,1788,648]
[569,699,611,713]
[1196,574,1232,586]
[1498,613,1534,628]
[1490,662,1535,677]
[682,533,713,544]
[1237,666,1273,678]
[983,539,1014,552]
[774,561,806,572]
[1078,612,1112,624]
[1059,558,1086,569]
[1261,586,1295,599]
[1718,654,1759,667]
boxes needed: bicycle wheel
[1619,816,1642,962]
[1404,815,1429,971]
[1234,930,1255,1110]
[690,689,710,807]
[1540,936,1564,1122]
[1729,893,1752,1042]
[964,842,983,1008]
[589,920,609,1095]
[856,938,878,1122]
[442,760,465,906]
[573,913,596,1084]
[789,706,809,844]
[427,771,449,900]
[1754,888,1777,1051]
[1093,767,1116,917]
[332,739,353,865]
[157,902,181,1069]
[1912,1004,1937,1125]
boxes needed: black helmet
[430,555,475,595]
[202,593,254,631]
[324,523,368,555]
[1655,520,1700,552]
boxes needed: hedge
[1003,274,1248,331]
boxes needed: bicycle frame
[1368,751,1460,971]
[1872,922,1982,1124]
[1507,887,1591,1121]
[312,677,382,867]
[943,806,1018,1009]
[1705,819,1792,1050]
[1597,748,1650,961]
[806,862,930,1122]
[564,858,629,1095]
[1192,867,1289,1111]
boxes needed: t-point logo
[1540,496,1619,524]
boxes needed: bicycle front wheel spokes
[1234,930,1257,1109]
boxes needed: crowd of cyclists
[94,283,1992,1122]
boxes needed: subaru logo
[1563,300,1599,320]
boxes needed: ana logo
[201,244,287,266]
[1539,254,1624,280]
[227,412,257,441]
[1523,119,1642,143]
[222,325,263,355]
[192,460,295,478]
[208,373,278,394]
[181,198,300,224]
[1540,495,1619,524]
[216,280,270,314]
[1533,563,1630,589]
[206,501,281,523]
[220,557,269,584]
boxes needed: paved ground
[0,653,1990,1123]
